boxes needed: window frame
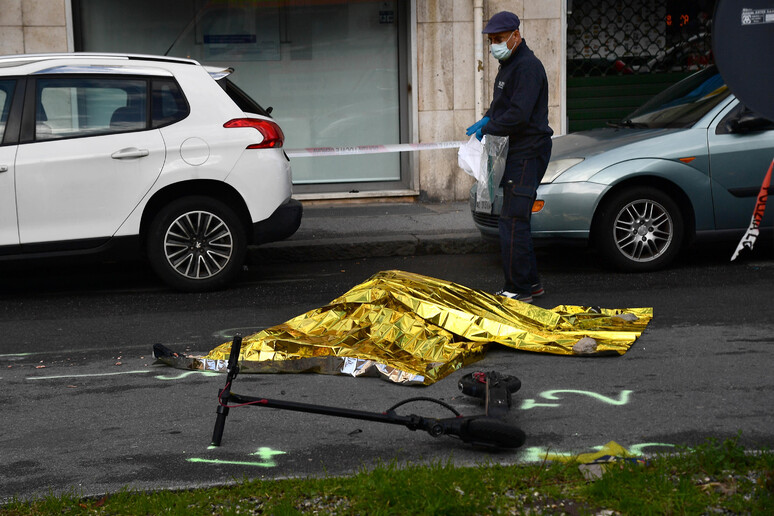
[19,74,188,143]
[0,77,23,147]
[33,76,149,142]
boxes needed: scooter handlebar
[226,334,242,375]
[426,416,525,449]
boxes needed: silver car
[471,66,774,271]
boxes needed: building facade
[1,0,566,202]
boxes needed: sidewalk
[249,201,498,263]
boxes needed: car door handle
[0,165,8,173]
[111,148,150,160]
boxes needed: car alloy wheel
[147,196,247,291]
[595,186,684,271]
[164,210,233,279]
[613,198,673,263]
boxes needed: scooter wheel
[458,371,521,399]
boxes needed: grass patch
[4,437,774,515]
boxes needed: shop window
[74,0,407,192]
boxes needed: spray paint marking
[187,458,278,467]
[26,370,152,380]
[26,370,219,381]
[521,442,674,462]
[521,389,632,410]
[629,443,675,455]
[251,447,286,462]
[154,371,220,380]
[188,447,286,468]
[211,327,265,340]
[521,447,574,462]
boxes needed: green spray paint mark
[629,442,675,455]
[521,446,575,463]
[211,327,264,340]
[26,369,220,381]
[521,389,632,410]
[251,447,286,463]
[27,370,152,380]
[154,371,220,380]
[187,458,278,467]
[189,447,286,468]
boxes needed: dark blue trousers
[498,150,550,295]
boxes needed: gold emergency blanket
[157,270,652,385]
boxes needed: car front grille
[472,211,499,229]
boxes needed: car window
[625,66,731,129]
[35,78,147,141]
[152,79,189,128]
[217,77,271,117]
[0,79,16,144]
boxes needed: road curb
[249,232,499,263]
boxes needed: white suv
[0,53,301,291]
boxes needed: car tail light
[224,118,284,149]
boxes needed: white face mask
[490,31,515,60]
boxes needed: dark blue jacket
[482,40,553,158]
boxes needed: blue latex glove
[465,116,490,136]
[475,127,484,141]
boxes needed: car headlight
[541,158,584,184]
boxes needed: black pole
[227,391,525,449]
[230,392,421,427]
[210,333,242,446]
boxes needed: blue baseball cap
[482,12,520,34]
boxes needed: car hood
[548,126,699,183]
[551,127,679,161]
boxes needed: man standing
[466,11,553,303]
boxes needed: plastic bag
[457,134,509,213]
[457,135,485,181]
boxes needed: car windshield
[621,66,731,129]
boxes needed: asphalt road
[1,241,773,502]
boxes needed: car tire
[594,187,684,272]
[147,196,247,291]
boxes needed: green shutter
[567,72,691,132]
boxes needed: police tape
[731,157,772,261]
[285,141,466,158]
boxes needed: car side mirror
[725,113,774,133]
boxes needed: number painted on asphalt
[520,389,633,410]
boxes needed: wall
[3,0,564,204]
[0,0,70,55]
[416,0,564,201]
